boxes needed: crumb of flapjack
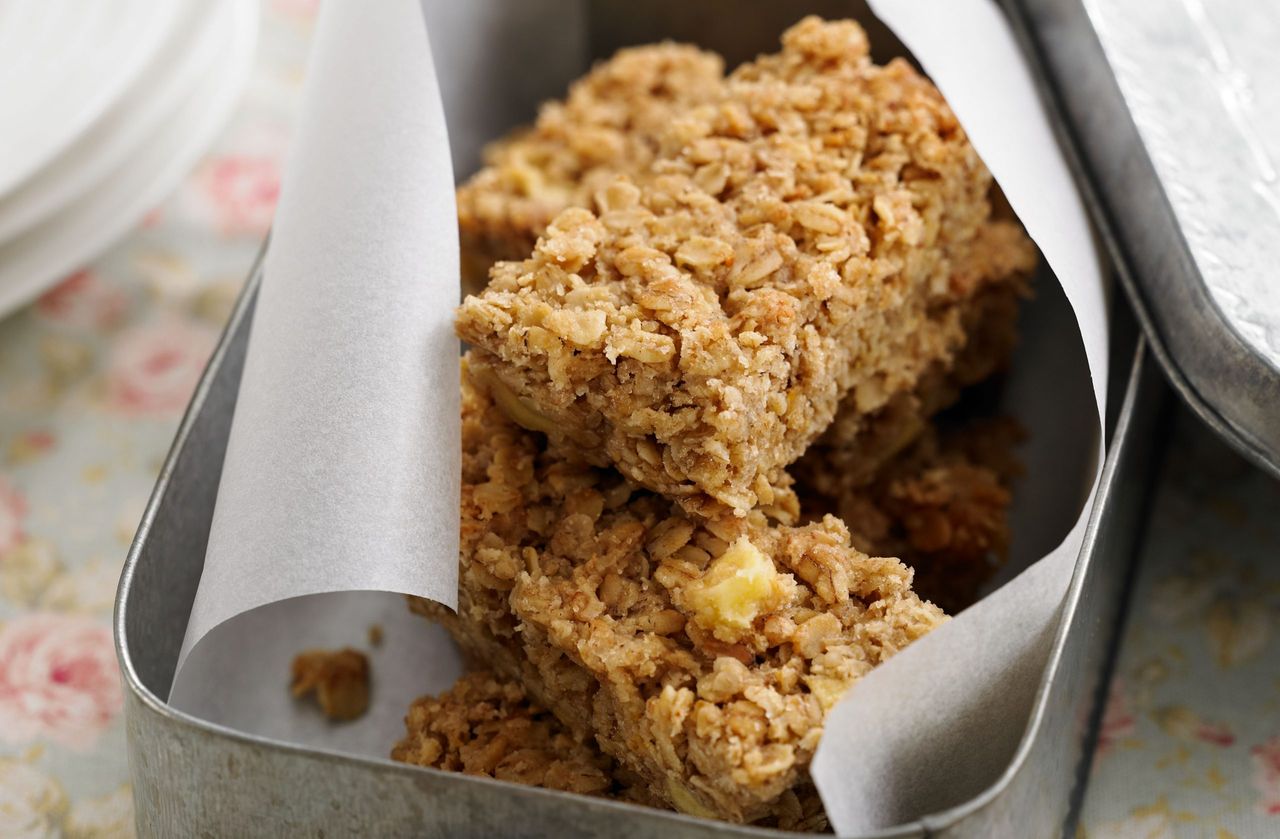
[291,648,370,722]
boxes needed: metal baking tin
[116,3,1173,834]
[115,244,1164,836]
[1010,0,1280,481]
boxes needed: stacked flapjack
[395,17,1036,829]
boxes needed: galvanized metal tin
[115,245,1165,836]
[1010,0,1280,480]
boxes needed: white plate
[0,0,258,318]
[0,0,218,241]
[0,0,184,196]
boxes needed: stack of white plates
[0,0,258,317]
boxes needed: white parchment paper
[171,0,1110,832]
[811,1,1108,832]
[174,0,461,670]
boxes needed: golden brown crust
[793,277,1024,500]
[394,667,829,831]
[455,18,1037,518]
[392,669,620,797]
[413,362,945,824]
[435,15,1035,826]
[790,274,1025,613]
[457,43,725,293]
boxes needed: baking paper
[170,0,1109,833]
[811,1,1109,832]
[171,592,464,757]
[174,0,461,671]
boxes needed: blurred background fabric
[0,2,1277,836]
[0,2,311,834]
[1080,411,1280,839]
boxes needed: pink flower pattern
[103,320,217,416]
[1193,720,1235,748]
[195,155,281,235]
[272,0,320,20]
[0,613,122,751]
[0,1,1275,835]
[1252,736,1280,815]
[15,430,55,456]
[0,477,27,560]
[36,270,127,331]
[1095,678,1136,758]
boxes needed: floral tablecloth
[0,2,1277,837]
[1080,411,1280,839]
[0,2,313,835]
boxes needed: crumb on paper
[290,648,370,722]
[368,623,384,647]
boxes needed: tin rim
[1005,0,1280,484]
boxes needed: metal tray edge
[928,340,1161,836]
[1007,0,1280,483]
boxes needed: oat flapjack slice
[412,361,945,824]
[457,42,725,293]
[456,18,1036,517]
[394,667,830,832]
[395,386,1017,828]
[392,669,630,800]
